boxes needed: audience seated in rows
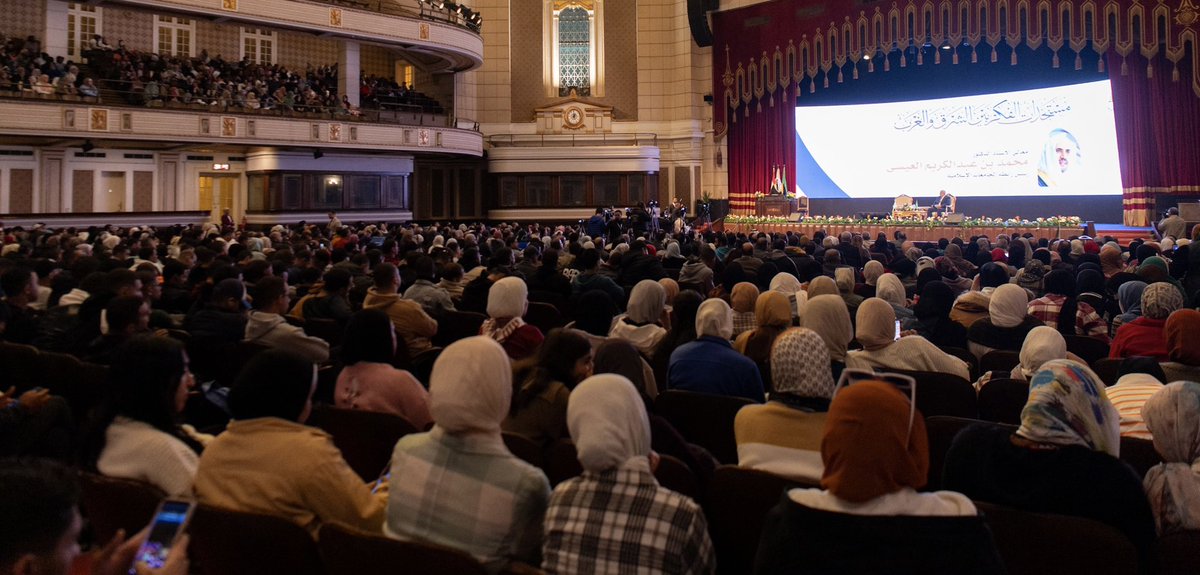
[503,328,592,448]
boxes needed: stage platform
[716,221,1154,243]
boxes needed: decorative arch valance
[714,0,1200,139]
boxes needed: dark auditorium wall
[508,0,638,122]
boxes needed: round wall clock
[564,107,585,129]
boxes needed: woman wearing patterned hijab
[1110,282,1185,360]
[944,359,1157,566]
[1142,381,1200,535]
[734,328,836,484]
[542,374,715,574]
[756,381,1003,574]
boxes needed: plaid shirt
[732,311,757,339]
[543,467,716,575]
[1026,295,1111,342]
[385,427,551,570]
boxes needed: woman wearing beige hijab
[730,282,760,338]
[846,298,971,380]
[800,294,854,381]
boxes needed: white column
[339,40,361,107]
[44,0,69,59]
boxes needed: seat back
[1119,436,1163,479]
[1064,335,1110,366]
[655,454,701,500]
[890,369,978,419]
[703,466,805,575]
[653,390,755,464]
[544,438,584,486]
[0,341,40,389]
[943,347,979,381]
[78,472,165,544]
[979,350,1021,376]
[303,317,344,347]
[925,416,1016,490]
[188,504,325,575]
[893,194,914,209]
[973,501,1139,575]
[502,432,544,469]
[432,311,488,348]
[976,378,1029,425]
[1091,357,1122,386]
[1156,530,1200,575]
[522,301,563,334]
[41,352,107,418]
[318,522,486,575]
[407,347,444,389]
[306,406,419,482]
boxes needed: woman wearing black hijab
[910,281,969,348]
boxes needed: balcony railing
[315,0,482,32]
[0,86,471,130]
[486,133,659,147]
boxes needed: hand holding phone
[128,500,194,575]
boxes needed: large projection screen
[794,80,1123,199]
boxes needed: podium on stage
[755,195,798,217]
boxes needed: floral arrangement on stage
[725,214,1084,229]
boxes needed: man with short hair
[1159,207,1187,240]
[617,240,665,286]
[0,458,188,575]
[184,278,249,343]
[403,256,455,317]
[296,269,353,324]
[1,267,40,344]
[365,263,437,354]
[244,277,329,363]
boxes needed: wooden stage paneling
[717,222,1080,242]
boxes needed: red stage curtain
[727,91,796,214]
[1108,51,1200,226]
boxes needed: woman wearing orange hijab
[754,381,1003,574]
[1162,309,1200,382]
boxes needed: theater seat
[977,378,1029,425]
[888,369,978,419]
[653,390,755,465]
[1156,530,1200,575]
[1118,436,1163,479]
[979,350,1021,376]
[925,416,1016,491]
[188,504,324,575]
[1064,335,1110,366]
[973,501,1139,575]
[306,406,419,482]
[318,522,486,575]
[432,311,487,348]
[78,472,164,544]
[502,432,544,469]
[703,466,807,575]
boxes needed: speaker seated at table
[925,191,956,218]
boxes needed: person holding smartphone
[0,459,189,575]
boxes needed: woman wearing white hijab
[608,280,668,357]
[875,273,914,327]
[667,299,765,402]
[386,337,551,570]
[846,298,970,380]
[482,276,544,360]
[542,374,715,574]
[966,283,1043,359]
[1142,381,1200,535]
[769,272,807,321]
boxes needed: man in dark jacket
[618,240,665,286]
[184,278,249,343]
[585,209,607,238]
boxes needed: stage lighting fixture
[923,38,933,48]
[81,140,95,153]
[313,149,324,159]
[863,53,870,61]
[940,40,952,50]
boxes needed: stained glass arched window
[557,6,591,96]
